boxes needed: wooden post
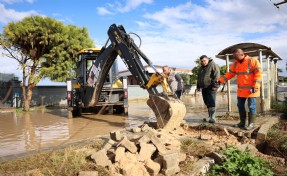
[226,54,232,113]
[267,56,271,110]
[259,49,265,113]
[271,59,275,102]
[274,59,278,101]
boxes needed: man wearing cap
[218,49,262,130]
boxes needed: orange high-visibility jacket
[218,55,262,98]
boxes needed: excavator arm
[82,24,186,129]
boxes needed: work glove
[215,80,221,86]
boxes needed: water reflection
[0,109,126,158]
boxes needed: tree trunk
[24,84,34,111]
[23,61,37,111]
[22,66,28,111]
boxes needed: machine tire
[72,108,82,117]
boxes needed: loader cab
[77,48,118,86]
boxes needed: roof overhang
[216,43,282,61]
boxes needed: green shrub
[271,97,287,118]
[210,147,273,176]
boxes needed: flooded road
[0,94,228,158]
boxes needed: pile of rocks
[89,124,186,176]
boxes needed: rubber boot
[209,107,216,123]
[233,111,246,128]
[203,107,211,122]
[245,113,256,130]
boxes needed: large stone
[122,162,149,176]
[118,136,137,154]
[103,139,116,151]
[238,143,258,155]
[206,152,225,164]
[200,134,211,140]
[118,152,149,176]
[138,143,157,161]
[91,149,111,167]
[189,157,215,176]
[78,171,98,176]
[110,130,123,141]
[115,146,126,162]
[151,135,166,153]
[138,129,158,144]
[141,124,152,132]
[160,151,180,176]
[108,164,123,176]
[132,127,141,133]
[144,159,161,176]
[157,132,181,147]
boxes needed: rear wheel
[72,108,82,117]
[114,105,125,114]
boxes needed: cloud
[118,0,153,13]
[97,7,114,15]
[0,0,36,4]
[97,0,153,15]
[0,3,38,23]
[129,0,287,71]
[0,55,22,78]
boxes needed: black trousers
[202,88,217,108]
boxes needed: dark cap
[200,55,209,60]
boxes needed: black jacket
[197,59,220,89]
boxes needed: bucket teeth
[147,95,186,130]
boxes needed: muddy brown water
[0,95,230,158]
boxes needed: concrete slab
[256,117,280,147]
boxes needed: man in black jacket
[197,55,220,123]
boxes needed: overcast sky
[1,0,287,85]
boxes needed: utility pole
[274,0,287,8]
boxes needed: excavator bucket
[147,95,186,130]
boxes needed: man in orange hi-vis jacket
[218,48,262,130]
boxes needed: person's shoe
[233,112,246,128]
[203,117,211,122]
[245,123,254,130]
[209,107,216,123]
[203,107,211,122]
[245,113,256,130]
[209,118,216,123]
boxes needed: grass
[180,137,219,174]
[180,138,198,174]
[267,122,287,151]
[271,98,287,119]
[0,140,109,176]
